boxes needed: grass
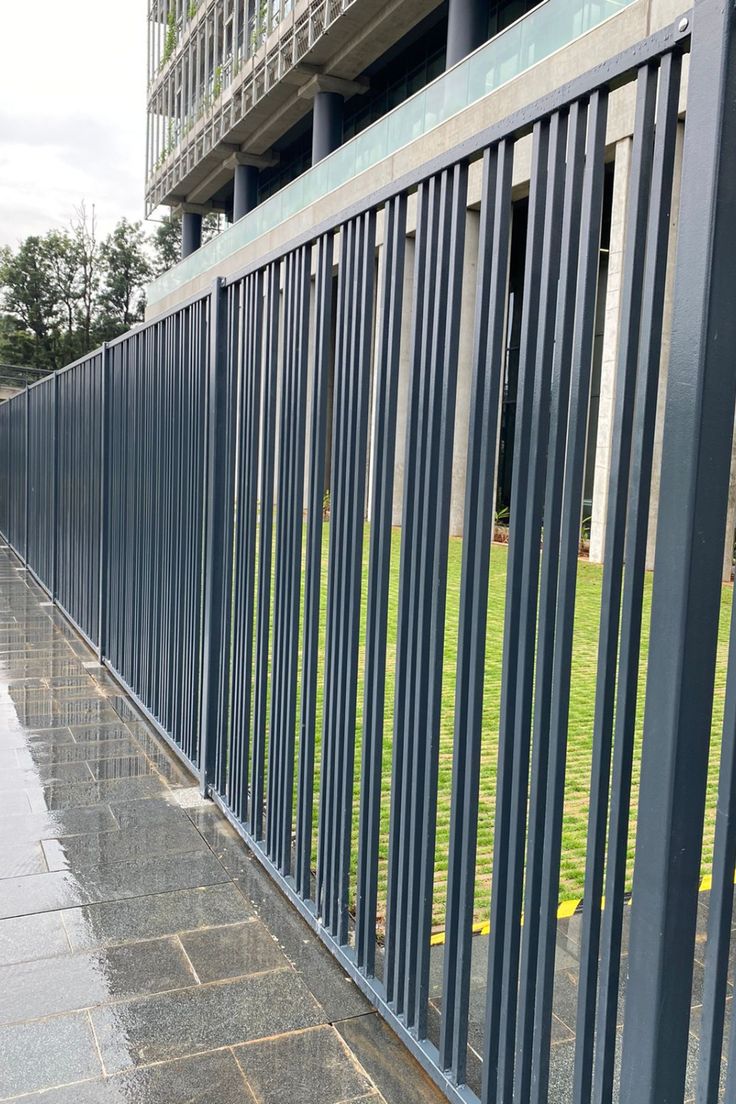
[260,525,732,930]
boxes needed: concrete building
[145,0,735,578]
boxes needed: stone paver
[0,548,442,1104]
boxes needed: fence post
[199,277,234,795]
[23,384,29,566]
[51,372,58,600]
[620,1,736,1101]
[98,343,111,661]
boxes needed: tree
[0,205,227,374]
[71,203,100,352]
[0,236,65,371]
[151,213,181,276]
[99,219,152,334]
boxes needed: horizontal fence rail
[3,4,736,1101]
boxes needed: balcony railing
[147,0,634,307]
[146,0,353,212]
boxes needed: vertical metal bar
[98,344,111,660]
[322,216,359,933]
[317,221,352,924]
[200,276,234,793]
[50,375,58,604]
[251,262,281,841]
[355,195,406,973]
[495,107,566,1104]
[23,384,29,564]
[296,231,334,901]
[481,115,552,1104]
[620,0,736,1097]
[511,112,569,1103]
[386,177,437,1011]
[590,52,681,1104]
[438,139,513,1080]
[411,163,468,1037]
[529,88,608,1104]
[336,211,375,944]
[571,62,658,1104]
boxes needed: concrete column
[233,163,259,221]
[646,120,685,571]
[446,0,487,67]
[449,209,480,537]
[313,91,344,163]
[392,234,416,527]
[589,138,632,564]
[181,210,202,257]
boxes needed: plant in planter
[162,6,177,62]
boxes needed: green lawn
[282,527,731,930]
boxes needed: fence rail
[3,3,736,1101]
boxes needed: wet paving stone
[0,840,48,879]
[233,1025,375,1104]
[45,675,98,690]
[63,883,254,950]
[335,1014,446,1104]
[0,912,70,966]
[181,919,290,982]
[23,736,139,764]
[233,861,371,1022]
[42,819,208,872]
[107,797,196,831]
[0,849,229,919]
[0,553,459,1104]
[0,869,88,918]
[0,937,197,1024]
[0,804,119,843]
[17,703,121,731]
[3,1048,257,1103]
[68,723,141,743]
[0,728,77,751]
[86,754,159,781]
[93,971,326,1072]
[0,1011,102,1098]
[2,761,95,787]
[27,774,165,811]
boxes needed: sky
[0,0,151,248]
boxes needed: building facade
[145,0,736,580]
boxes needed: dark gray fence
[2,1,736,1100]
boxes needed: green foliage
[299,530,731,927]
[250,0,268,51]
[188,0,197,17]
[213,65,223,100]
[99,219,152,331]
[162,6,177,63]
[0,208,152,372]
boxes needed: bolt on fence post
[97,343,111,662]
[199,277,235,795]
[619,0,736,1101]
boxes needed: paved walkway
[0,548,444,1104]
[0,548,723,1103]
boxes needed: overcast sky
[0,0,151,248]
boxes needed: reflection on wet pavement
[0,548,437,1104]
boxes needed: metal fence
[2,2,736,1101]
